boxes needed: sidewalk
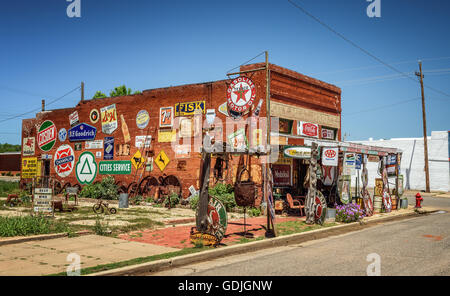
[0,235,177,276]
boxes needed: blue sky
[1,0,449,144]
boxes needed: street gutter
[88,208,435,276]
[0,230,91,246]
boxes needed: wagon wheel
[72,183,82,193]
[162,175,182,198]
[127,182,138,195]
[53,180,63,195]
[138,176,159,196]
[62,182,71,192]
[116,181,128,194]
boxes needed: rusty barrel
[373,196,382,213]
[391,195,398,210]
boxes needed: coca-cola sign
[272,164,291,186]
[298,121,319,138]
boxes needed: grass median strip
[46,246,208,276]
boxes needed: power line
[226,51,266,74]
[287,0,450,99]
[0,86,81,125]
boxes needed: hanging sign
[158,130,176,143]
[37,120,57,152]
[100,104,118,134]
[90,109,100,124]
[355,154,362,170]
[104,137,114,160]
[272,164,291,186]
[298,121,319,138]
[75,151,97,185]
[22,137,35,156]
[99,160,132,175]
[322,147,338,166]
[227,128,248,151]
[68,123,97,142]
[131,150,145,170]
[85,140,103,149]
[374,178,383,196]
[344,153,356,175]
[135,135,152,148]
[69,111,79,127]
[227,77,256,113]
[21,157,40,178]
[284,146,311,159]
[175,101,205,116]
[54,144,75,178]
[155,150,170,172]
[368,155,379,162]
[321,127,336,140]
[159,107,174,128]
[136,110,150,129]
[58,128,67,142]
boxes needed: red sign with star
[227,77,256,113]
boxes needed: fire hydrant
[415,193,423,208]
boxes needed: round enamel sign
[75,151,97,185]
[136,110,149,129]
[227,77,256,113]
[54,144,75,178]
[207,197,228,242]
[37,120,57,152]
[90,109,99,123]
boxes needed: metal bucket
[119,193,129,208]
[373,196,382,213]
[400,198,408,209]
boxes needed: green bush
[16,173,20,176]
[80,176,119,200]
[247,207,262,217]
[189,194,199,211]
[164,192,180,208]
[208,183,236,212]
[6,171,12,176]
[0,215,70,237]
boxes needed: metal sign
[298,121,319,138]
[284,146,311,159]
[58,128,67,142]
[99,160,132,175]
[206,109,216,125]
[179,117,192,138]
[135,135,152,148]
[104,137,114,160]
[227,128,248,151]
[21,157,40,178]
[68,123,97,141]
[158,129,176,142]
[22,137,35,156]
[355,154,362,170]
[322,147,338,166]
[37,120,57,152]
[85,140,103,149]
[175,101,205,116]
[131,150,145,170]
[136,110,150,129]
[90,109,100,124]
[54,144,75,178]
[159,107,174,128]
[339,175,351,204]
[69,111,79,127]
[227,77,256,113]
[272,164,291,186]
[34,188,53,214]
[218,102,229,116]
[321,127,336,140]
[75,151,97,185]
[155,150,170,172]
[100,104,118,134]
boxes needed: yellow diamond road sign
[155,150,170,172]
[131,150,145,169]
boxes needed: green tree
[92,91,107,99]
[110,85,141,97]
[0,143,21,153]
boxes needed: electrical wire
[226,51,266,75]
[0,86,81,125]
[287,0,450,99]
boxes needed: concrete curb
[0,230,92,246]
[88,209,434,276]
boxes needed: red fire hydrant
[415,193,423,208]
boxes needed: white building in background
[352,131,449,192]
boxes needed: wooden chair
[286,193,305,217]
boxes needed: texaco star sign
[227,77,256,113]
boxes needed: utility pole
[41,99,45,112]
[81,81,85,101]
[415,61,431,193]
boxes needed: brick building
[0,152,21,175]
[20,63,341,200]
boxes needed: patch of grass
[47,247,208,276]
[0,180,19,196]
[276,220,337,236]
[235,236,264,244]
[0,215,71,237]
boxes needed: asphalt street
[152,194,450,276]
